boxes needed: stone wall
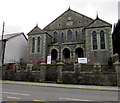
[2,63,117,86]
[62,72,117,86]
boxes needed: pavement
[2,80,119,92]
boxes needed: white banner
[47,56,51,64]
[78,58,87,64]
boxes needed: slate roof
[0,32,27,40]
[28,8,112,33]
[27,25,45,35]
[86,16,112,29]
[43,8,94,30]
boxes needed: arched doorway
[75,48,84,58]
[63,48,70,59]
[51,49,58,60]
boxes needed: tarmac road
[2,82,119,102]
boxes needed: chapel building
[27,8,113,65]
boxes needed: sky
[0,0,119,35]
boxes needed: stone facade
[27,8,113,65]
[27,26,52,63]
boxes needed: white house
[0,32,28,64]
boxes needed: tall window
[82,28,86,40]
[61,32,64,42]
[32,37,35,53]
[37,37,40,52]
[100,30,105,49]
[92,31,97,50]
[67,30,72,41]
[53,32,57,42]
[75,31,78,40]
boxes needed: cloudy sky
[0,0,119,35]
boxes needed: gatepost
[40,63,46,82]
[27,64,33,71]
[113,61,120,103]
[74,63,81,84]
[74,63,81,71]
[14,63,19,71]
[57,62,64,83]
[114,61,120,86]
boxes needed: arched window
[61,32,64,42]
[67,30,72,41]
[51,49,58,60]
[100,30,105,49]
[32,37,35,53]
[92,31,97,50]
[75,31,78,40]
[37,37,40,52]
[53,32,57,43]
[82,28,86,40]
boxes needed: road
[2,83,119,102]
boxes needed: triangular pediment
[44,9,93,30]
[27,25,44,35]
[87,18,112,28]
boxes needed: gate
[46,65,58,82]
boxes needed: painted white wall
[4,34,27,64]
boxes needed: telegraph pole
[0,22,5,66]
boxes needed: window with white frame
[61,32,64,42]
[32,37,35,53]
[82,28,86,40]
[67,30,72,42]
[37,37,40,52]
[92,31,97,50]
[53,32,57,43]
[100,30,105,49]
[75,31,78,41]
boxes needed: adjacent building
[0,32,28,64]
[112,20,120,61]
[27,8,113,65]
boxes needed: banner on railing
[47,56,51,64]
[78,58,87,64]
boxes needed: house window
[100,30,105,49]
[67,30,72,41]
[37,37,40,52]
[92,31,97,50]
[53,32,57,43]
[75,31,78,40]
[32,37,35,53]
[82,28,86,40]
